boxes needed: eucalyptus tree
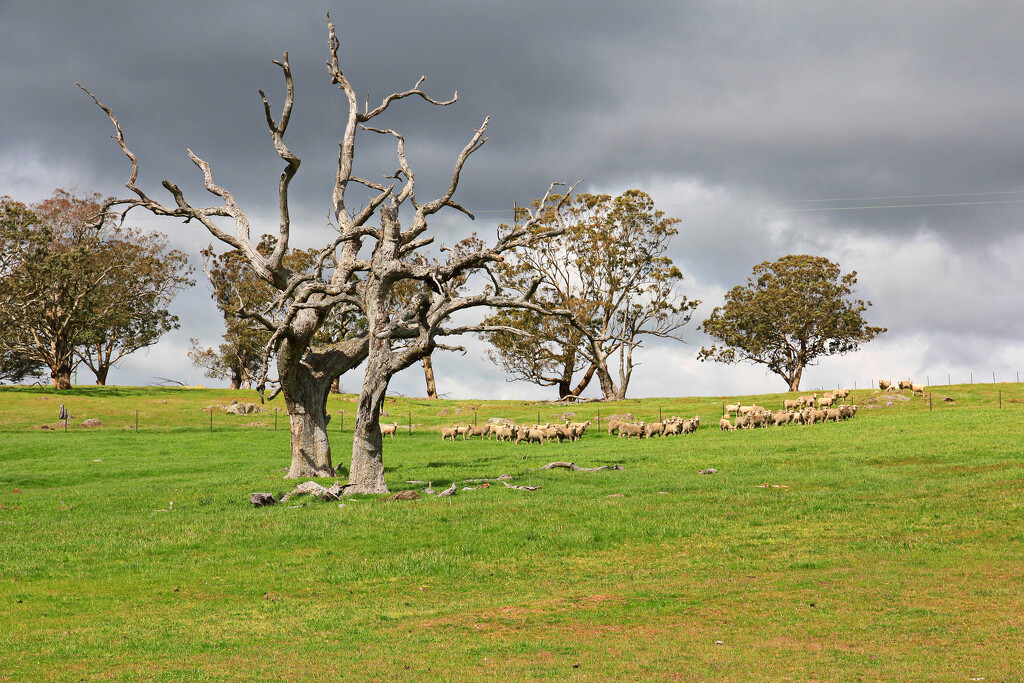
[483,190,698,400]
[82,15,572,489]
[698,254,886,391]
[0,191,190,389]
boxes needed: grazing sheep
[790,410,805,425]
[681,419,697,435]
[912,384,926,396]
[618,422,645,439]
[735,415,750,430]
[817,395,836,409]
[839,404,856,420]
[568,420,591,440]
[719,417,735,431]
[725,403,740,416]
[456,424,473,440]
[885,384,900,393]
[825,408,841,422]
[898,380,913,390]
[772,410,790,427]
[808,409,826,424]
[664,420,683,436]
[879,379,891,391]
[749,413,767,429]
[644,422,667,438]
[441,427,457,441]
[607,420,625,435]
[783,398,801,410]
[464,424,490,440]
[545,424,570,442]
[516,427,546,445]
[493,425,514,441]
[380,422,399,439]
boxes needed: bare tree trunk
[94,364,109,386]
[329,376,341,394]
[279,345,335,478]
[348,346,390,494]
[229,376,241,390]
[422,355,437,399]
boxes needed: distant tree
[76,230,193,384]
[698,254,886,391]
[0,191,109,388]
[0,348,44,385]
[483,190,699,400]
[0,191,190,388]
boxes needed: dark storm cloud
[2,1,1021,392]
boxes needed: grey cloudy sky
[2,1,1022,398]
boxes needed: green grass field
[1,384,1022,681]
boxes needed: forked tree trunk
[787,365,804,392]
[348,348,390,494]
[422,356,437,399]
[94,364,109,386]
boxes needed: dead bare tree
[81,15,573,489]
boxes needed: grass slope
[1,384,1022,681]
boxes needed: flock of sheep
[879,379,927,396]
[719,389,858,430]
[402,379,928,442]
[606,415,702,439]
[440,420,593,444]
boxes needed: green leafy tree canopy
[698,254,886,391]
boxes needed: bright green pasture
[1,385,1022,681]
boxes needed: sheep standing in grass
[817,394,836,409]
[664,420,683,436]
[607,420,625,436]
[783,398,801,410]
[719,417,735,431]
[380,422,399,440]
[568,421,591,441]
[441,427,457,441]
[835,388,851,402]
[879,379,891,391]
[797,394,817,409]
[735,415,750,429]
[618,423,645,439]
[725,403,740,416]
[912,384,926,396]
[825,408,841,422]
[644,422,666,438]
[898,380,912,390]
[772,410,790,427]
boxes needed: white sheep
[719,417,735,431]
[441,427,457,441]
[380,422,399,439]
[912,383,926,396]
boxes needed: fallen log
[502,481,542,491]
[540,462,624,472]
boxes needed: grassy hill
[1,384,1022,680]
